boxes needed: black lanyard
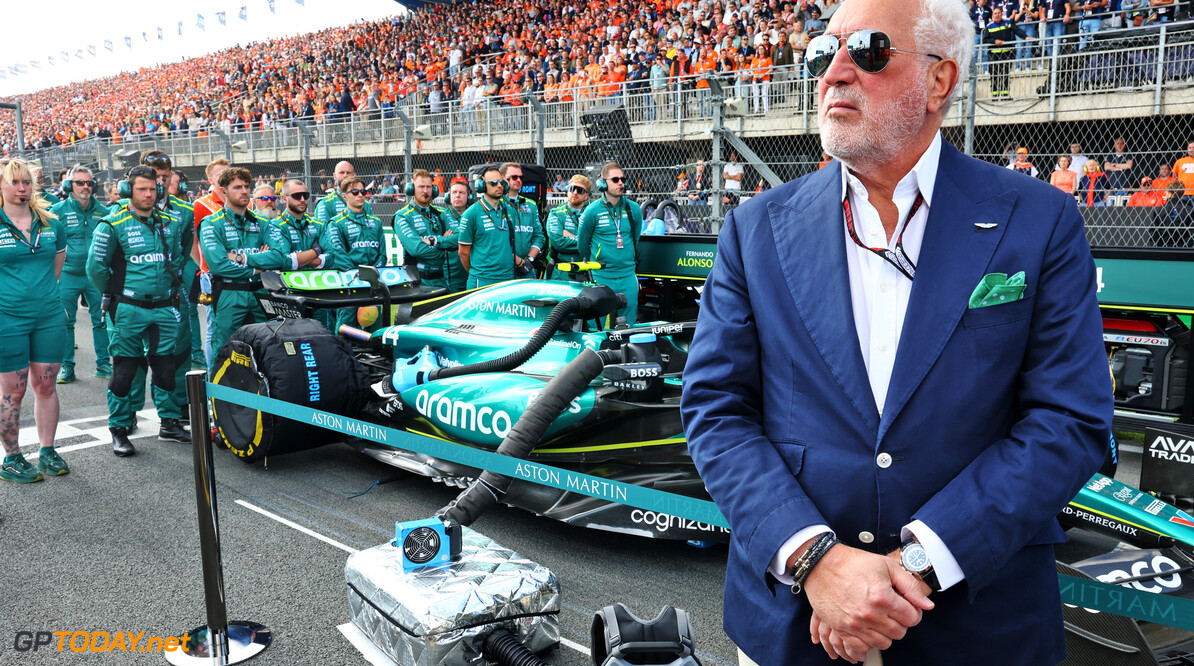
[414,205,444,234]
[843,193,924,282]
[479,198,509,231]
[0,214,41,254]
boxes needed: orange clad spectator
[1172,142,1194,194]
[1050,156,1077,193]
[1153,163,1176,192]
[1127,178,1164,207]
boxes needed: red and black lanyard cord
[843,192,924,282]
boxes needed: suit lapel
[769,162,879,432]
[878,145,1018,441]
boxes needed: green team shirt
[459,198,518,284]
[577,196,643,274]
[41,190,61,206]
[324,209,386,270]
[88,204,184,300]
[162,195,196,275]
[51,196,111,275]
[313,190,374,224]
[199,208,269,282]
[260,210,327,271]
[507,195,545,258]
[393,203,463,278]
[0,209,66,318]
[545,203,584,262]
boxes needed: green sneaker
[56,368,76,384]
[95,365,112,379]
[36,447,69,476]
[1,454,44,483]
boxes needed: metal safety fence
[11,20,1194,249]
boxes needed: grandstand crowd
[2,0,836,153]
[5,0,1191,156]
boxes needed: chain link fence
[12,20,1194,249]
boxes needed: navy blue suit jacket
[681,140,1111,665]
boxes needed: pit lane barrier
[201,380,1194,634]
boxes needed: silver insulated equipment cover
[345,527,560,666]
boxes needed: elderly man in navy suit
[680,0,1112,663]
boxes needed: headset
[450,182,476,206]
[472,175,509,197]
[594,178,608,193]
[118,166,164,201]
[404,181,440,198]
[62,166,91,195]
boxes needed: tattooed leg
[0,368,30,455]
[30,363,60,450]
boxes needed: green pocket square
[969,271,1026,308]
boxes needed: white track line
[26,410,164,459]
[337,623,401,666]
[234,499,359,554]
[560,637,590,655]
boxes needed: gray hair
[913,0,973,114]
[67,164,92,179]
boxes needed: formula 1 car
[238,261,720,542]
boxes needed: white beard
[820,76,928,170]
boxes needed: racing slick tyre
[211,318,371,462]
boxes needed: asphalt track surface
[0,303,1145,666]
[0,306,736,666]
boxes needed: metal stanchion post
[166,371,271,665]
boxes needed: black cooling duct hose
[483,629,549,666]
[439,348,621,526]
[424,285,624,384]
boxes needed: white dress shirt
[769,132,964,593]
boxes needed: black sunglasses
[348,189,367,196]
[485,179,505,187]
[72,180,94,188]
[805,30,943,78]
[506,174,523,180]
[142,154,172,168]
[607,176,626,184]
[568,185,589,195]
[289,192,311,200]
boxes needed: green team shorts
[0,309,68,372]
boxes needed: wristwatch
[899,539,940,591]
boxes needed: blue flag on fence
[268,0,275,12]
[104,40,113,52]
[239,6,247,20]
[124,36,132,48]
[197,13,205,30]
[217,11,226,25]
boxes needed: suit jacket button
[876,452,892,469]
[859,531,875,544]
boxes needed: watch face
[901,543,931,573]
